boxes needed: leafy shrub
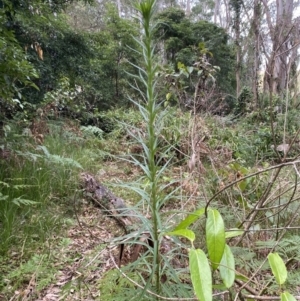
[234,86,253,116]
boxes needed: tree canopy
[155,8,234,85]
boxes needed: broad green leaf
[268,252,287,285]
[238,180,247,191]
[178,62,185,69]
[280,291,297,301]
[174,208,205,231]
[167,229,195,243]
[181,70,189,77]
[187,66,194,74]
[166,92,172,101]
[189,249,212,301]
[220,244,235,288]
[225,229,244,239]
[206,209,225,270]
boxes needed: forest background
[1,0,300,300]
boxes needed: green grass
[0,109,151,298]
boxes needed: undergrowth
[2,48,300,300]
[2,99,300,299]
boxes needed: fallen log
[79,172,144,265]
[79,172,134,227]
[79,172,177,269]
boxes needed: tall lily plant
[132,0,163,295]
[129,1,239,301]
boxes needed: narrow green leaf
[225,229,244,239]
[212,283,227,290]
[268,253,287,285]
[220,244,235,288]
[0,181,10,188]
[174,208,205,231]
[206,209,225,270]
[0,193,9,201]
[167,229,195,243]
[235,274,249,282]
[189,249,212,301]
[280,291,297,301]
[12,197,39,206]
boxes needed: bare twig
[205,159,300,216]
[234,201,300,301]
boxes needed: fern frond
[12,197,39,206]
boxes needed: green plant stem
[137,0,161,294]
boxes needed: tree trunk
[252,0,261,108]
[235,23,241,98]
[262,0,297,95]
[214,0,220,24]
[231,0,242,98]
[223,0,231,31]
[116,0,122,17]
[186,0,191,15]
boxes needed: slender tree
[230,0,243,98]
[262,0,299,95]
[251,0,261,108]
